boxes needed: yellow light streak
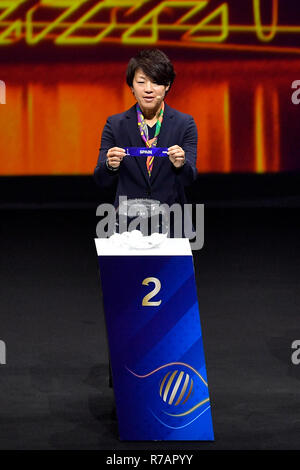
[254,84,266,173]
[0,0,299,54]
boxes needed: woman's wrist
[106,159,119,171]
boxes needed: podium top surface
[94,238,192,256]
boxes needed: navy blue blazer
[94,102,198,207]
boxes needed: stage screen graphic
[0,0,300,175]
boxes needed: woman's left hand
[168,145,185,168]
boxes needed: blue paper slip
[125,147,168,157]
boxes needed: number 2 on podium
[142,277,162,306]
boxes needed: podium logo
[127,362,211,428]
[0,340,6,365]
[160,370,194,407]
[0,81,6,104]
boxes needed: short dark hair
[126,49,176,93]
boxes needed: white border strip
[94,238,192,256]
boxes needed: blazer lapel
[150,102,174,184]
[125,105,150,187]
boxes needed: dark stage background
[1,0,300,452]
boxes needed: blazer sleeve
[173,116,198,186]
[94,117,120,189]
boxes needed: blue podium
[95,238,214,441]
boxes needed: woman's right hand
[106,147,126,169]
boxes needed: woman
[94,48,198,234]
